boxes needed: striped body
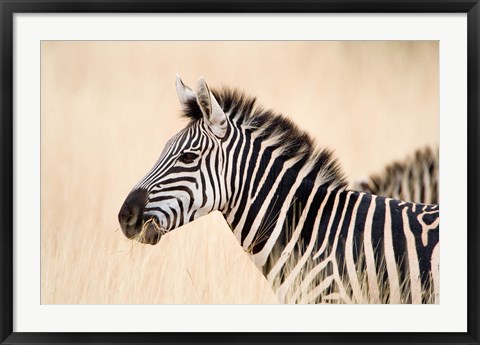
[118,76,440,304]
[237,187,439,304]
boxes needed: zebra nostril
[119,188,148,236]
[119,204,140,226]
[118,206,130,226]
[127,207,139,226]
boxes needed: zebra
[118,76,440,304]
[353,146,439,204]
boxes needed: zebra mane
[365,146,438,201]
[181,86,348,189]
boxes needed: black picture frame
[1,1,479,344]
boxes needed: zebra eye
[179,152,198,164]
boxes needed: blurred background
[41,41,438,304]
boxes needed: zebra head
[118,76,229,245]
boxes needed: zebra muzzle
[118,188,167,245]
[118,188,148,240]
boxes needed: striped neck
[219,118,346,269]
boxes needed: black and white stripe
[118,76,440,304]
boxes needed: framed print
[1,1,479,345]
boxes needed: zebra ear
[175,74,196,111]
[196,77,227,138]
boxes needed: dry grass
[41,41,438,304]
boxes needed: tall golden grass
[41,41,438,304]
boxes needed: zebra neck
[220,145,339,267]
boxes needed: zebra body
[119,76,440,304]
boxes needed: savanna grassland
[41,41,438,304]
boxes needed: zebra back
[354,146,439,204]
